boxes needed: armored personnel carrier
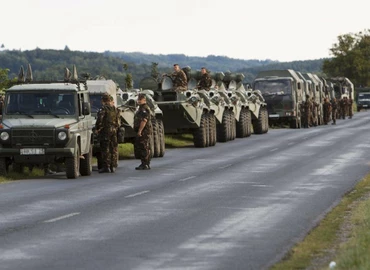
[223,71,269,135]
[139,64,214,148]
[0,64,94,179]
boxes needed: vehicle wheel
[0,158,9,176]
[150,133,154,158]
[245,109,252,137]
[65,145,80,179]
[262,107,269,133]
[209,114,217,146]
[290,117,299,129]
[253,108,264,134]
[236,108,246,138]
[152,118,161,157]
[194,112,207,148]
[217,110,229,142]
[80,144,92,176]
[205,113,210,147]
[157,119,165,157]
[12,163,24,173]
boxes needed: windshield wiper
[33,110,60,118]
[17,111,34,118]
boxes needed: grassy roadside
[271,173,370,270]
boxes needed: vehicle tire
[245,109,252,137]
[209,114,217,146]
[217,110,229,142]
[66,146,80,179]
[253,108,264,134]
[152,118,161,157]
[12,163,24,173]
[157,119,165,157]
[205,113,210,147]
[150,133,154,158]
[0,158,9,176]
[262,107,269,133]
[231,111,236,140]
[236,108,246,138]
[194,112,207,148]
[80,144,92,176]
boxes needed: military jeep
[0,65,94,179]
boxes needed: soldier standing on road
[95,94,120,173]
[134,94,152,170]
[340,97,347,119]
[348,97,353,119]
[164,64,188,92]
[323,98,332,125]
[197,67,212,91]
[331,98,338,125]
[311,97,318,126]
[302,95,312,128]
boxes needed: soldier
[340,97,347,119]
[348,96,353,119]
[95,94,120,173]
[302,95,312,128]
[311,97,318,126]
[164,64,187,92]
[197,67,212,91]
[134,94,152,170]
[331,98,338,125]
[323,97,332,125]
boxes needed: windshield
[90,94,102,113]
[358,93,370,100]
[254,79,292,95]
[5,92,76,116]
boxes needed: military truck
[139,64,214,148]
[223,71,268,136]
[328,77,354,100]
[0,64,93,179]
[302,73,324,126]
[253,69,303,128]
[357,91,370,111]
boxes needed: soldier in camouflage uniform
[164,64,188,92]
[95,94,120,173]
[323,98,332,125]
[311,97,318,126]
[197,67,212,91]
[340,97,346,119]
[348,97,353,119]
[302,95,312,128]
[331,98,338,125]
[134,94,152,170]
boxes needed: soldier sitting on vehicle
[163,64,188,92]
[197,67,212,91]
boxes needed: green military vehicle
[302,73,324,126]
[0,65,93,179]
[253,69,303,128]
[223,71,268,136]
[139,64,214,148]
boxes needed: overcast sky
[1,0,368,62]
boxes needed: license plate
[269,114,279,118]
[20,148,45,155]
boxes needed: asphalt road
[1,112,370,270]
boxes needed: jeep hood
[2,118,77,128]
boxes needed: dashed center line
[179,176,197,182]
[125,190,150,198]
[44,212,80,223]
[270,148,278,152]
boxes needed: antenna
[25,63,33,83]
[18,66,25,82]
[64,67,72,82]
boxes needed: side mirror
[83,102,91,115]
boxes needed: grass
[165,133,194,148]
[271,174,370,270]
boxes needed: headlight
[0,131,9,141]
[57,131,67,140]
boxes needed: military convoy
[139,64,268,148]
[0,65,94,178]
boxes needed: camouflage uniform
[331,98,338,125]
[95,95,120,173]
[340,98,347,119]
[302,99,312,128]
[311,99,318,126]
[134,102,152,169]
[323,98,332,125]
[197,72,212,91]
[348,97,353,119]
[170,69,188,91]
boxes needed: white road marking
[219,164,232,169]
[44,212,80,223]
[270,148,278,152]
[251,184,271,187]
[125,190,150,198]
[179,176,197,182]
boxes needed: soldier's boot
[99,167,110,173]
[44,168,56,175]
[110,165,116,173]
[135,163,150,170]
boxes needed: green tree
[323,29,370,86]
[0,68,11,90]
